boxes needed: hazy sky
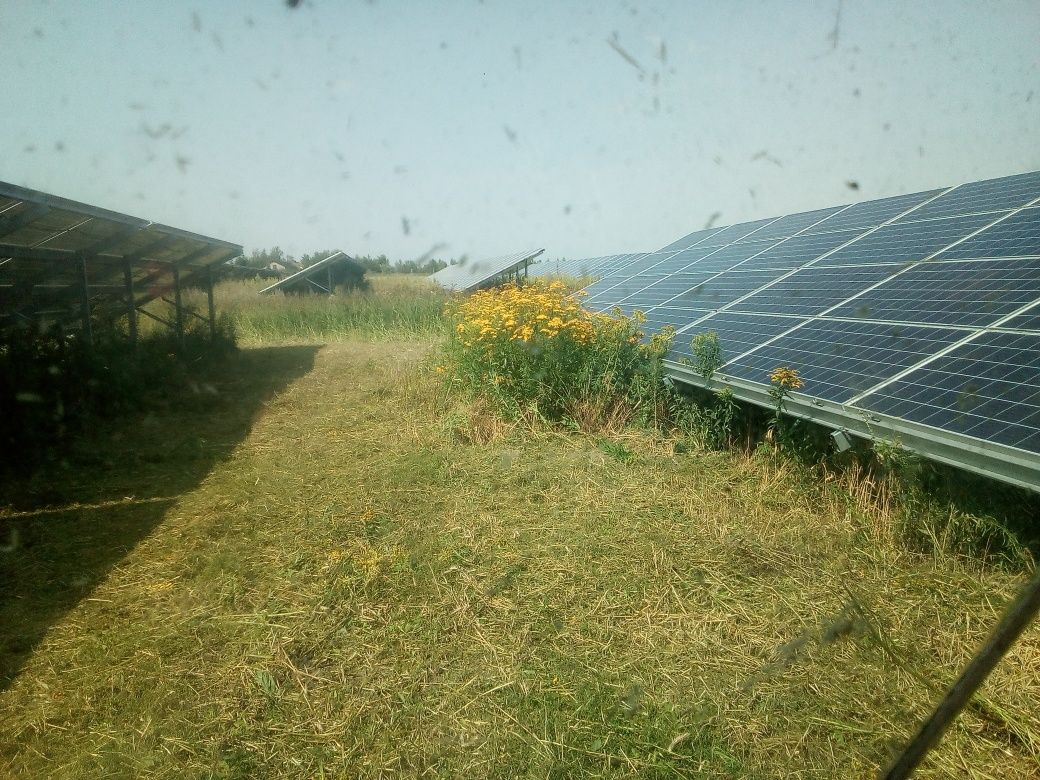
[2,1,1038,262]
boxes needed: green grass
[164,274,449,344]
[2,334,1039,778]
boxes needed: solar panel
[828,258,1040,327]
[0,180,241,337]
[934,208,1040,260]
[527,253,637,280]
[817,212,999,266]
[258,251,358,295]
[637,268,789,312]
[671,312,807,364]
[720,320,965,402]
[727,264,905,316]
[428,248,544,292]
[856,331,1040,454]
[734,229,863,271]
[894,171,1040,222]
[657,227,727,254]
[734,206,843,243]
[804,189,943,233]
[580,169,1040,490]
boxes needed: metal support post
[206,264,217,341]
[80,255,94,346]
[172,265,185,347]
[327,265,334,295]
[123,262,137,346]
[881,567,1040,779]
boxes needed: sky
[1,0,1038,263]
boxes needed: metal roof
[428,248,544,292]
[0,180,242,331]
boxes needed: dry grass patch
[1,338,1037,778]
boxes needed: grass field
[2,280,1039,778]
[166,274,449,344]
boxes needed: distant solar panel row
[428,248,544,292]
[581,170,1040,490]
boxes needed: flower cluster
[440,280,673,426]
[769,366,804,390]
[448,281,600,347]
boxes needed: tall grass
[168,274,449,344]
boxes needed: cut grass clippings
[1,339,1038,778]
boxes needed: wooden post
[172,265,184,347]
[881,568,1040,779]
[80,255,93,346]
[123,261,137,346]
[206,264,217,341]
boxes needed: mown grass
[2,337,1038,778]
[165,274,449,344]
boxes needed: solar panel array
[528,253,645,280]
[428,248,544,292]
[582,171,1040,491]
[0,180,241,333]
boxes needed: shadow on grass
[0,344,320,691]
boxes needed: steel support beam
[206,264,217,340]
[79,255,93,345]
[172,265,184,347]
[123,261,137,346]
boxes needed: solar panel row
[580,170,1040,489]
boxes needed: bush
[441,281,673,430]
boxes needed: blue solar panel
[722,320,964,402]
[818,212,999,266]
[1002,306,1040,333]
[729,264,904,316]
[857,331,1040,454]
[684,240,781,274]
[695,218,778,247]
[806,189,943,233]
[647,247,728,275]
[641,306,713,336]
[735,229,862,271]
[581,170,1040,488]
[619,273,717,309]
[895,171,1040,222]
[935,208,1040,260]
[673,312,806,364]
[829,258,1040,327]
[630,268,789,312]
[657,227,727,254]
[736,206,843,243]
